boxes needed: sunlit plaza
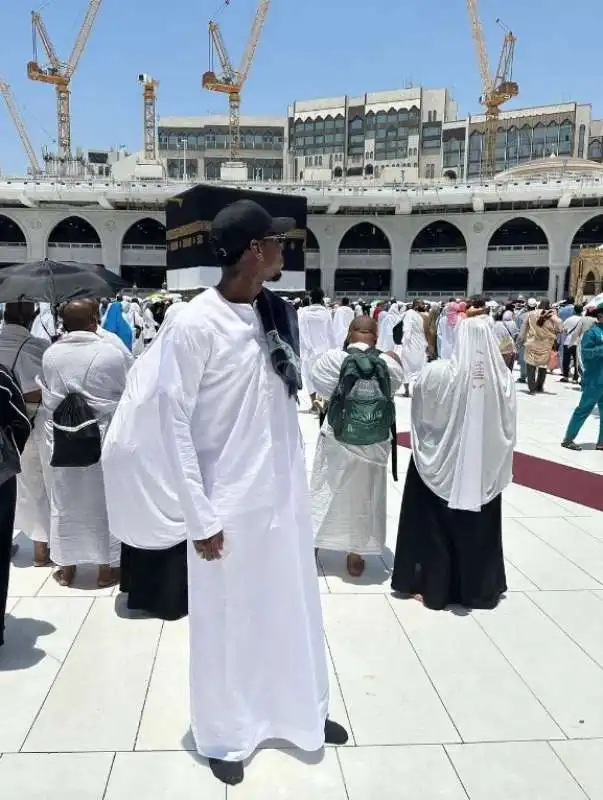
[1,377,602,800]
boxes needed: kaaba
[165,184,308,273]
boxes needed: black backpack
[50,391,101,468]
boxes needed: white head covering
[410,317,516,512]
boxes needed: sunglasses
[263,234,287,243]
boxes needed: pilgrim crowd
[1,197,602,786]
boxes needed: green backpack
[327,348,396,446]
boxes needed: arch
[305,229,319,251]
[583,271,597,296]
[488,217,549,248]
[48,215,101,245]
[0,214,26,245]
[339,222,391,252]
[122,217,166,248]
[333,166,343,178]
[411,220,467,251]
[365,164,374,176]
[588,138,603,160]
[443,169,457,180]
[571,214,603,248]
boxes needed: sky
[1,0,602,175]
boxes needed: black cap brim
[267,216,297,235]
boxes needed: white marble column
[548,265,567,302]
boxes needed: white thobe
[38,331,131,567]
[0,325,51,543]
[298,304,336,395]
[377,308,403,352]
[397,309,427,386]
[437,315,458,360]
[310,344,403,554]
[97,327,135,364]
[156,288,328,762]
[332,305,355,347]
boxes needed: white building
[1,156,603,300]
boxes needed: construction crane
[202,0,271,161]
[26,0,103,162]
[138,74,159,161]
[0,76,41,175]
[466,0,518,177]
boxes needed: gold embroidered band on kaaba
[167,221,307,251]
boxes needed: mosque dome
[495,155,603,182]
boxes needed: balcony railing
[487,244,548,252]
[0,241,26,247]
[338,248,391,254]
[411,247,466,254]
[47,242,102,249]
[122,244,166,251]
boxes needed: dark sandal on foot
[561,441,582,451]
[208,759,244,785]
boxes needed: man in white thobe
[0,302,51,565]
[298,287,336,410]
[154,199,347,786]
[394,300,428,397]
[377,302,405,352]
[38,301,131,588]
[332,297,355,347]
[311,317,403,576]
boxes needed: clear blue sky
[1,0,602,175]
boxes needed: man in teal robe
[562,303,603,451]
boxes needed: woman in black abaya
[1,364,31,647]
[391,317,516,611]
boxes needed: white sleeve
[156,323,222,542]
[380,352,405,395]
[311,349,347,398]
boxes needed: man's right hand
[193,532,224,561]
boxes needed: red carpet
[397,432,603,512]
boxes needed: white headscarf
[410,317,516,512]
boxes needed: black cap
[210,199,296,261]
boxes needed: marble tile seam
[511,518,603,588]
[468,592,568,743]
[383,594,464,744]
[16,597,96,754]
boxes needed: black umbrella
[0,260,131,304]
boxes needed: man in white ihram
[298,287,336,411]
[155,199,348,786]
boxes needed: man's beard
[267,271,282,283]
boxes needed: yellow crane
[466,0,518,177]
[202,0,271,161]
[27,0,103,162]
[0,76,41,174]
[138,73,159,161]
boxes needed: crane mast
[138,74,159,161]
[27,0,103,166]
[0,77,41,175]
[202,0,271,161]
[466,0,518,178]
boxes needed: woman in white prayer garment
[393,300,428,397]
[37,300,131,589]
[391,317,516,610]
[331,297,355,347]
[298,286,336,409]
[311,316,403,576]
[150,199,348,787]
[102,302,189,621]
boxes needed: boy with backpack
[309,317,403,577]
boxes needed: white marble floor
[1,379,603,799]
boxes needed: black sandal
[561,441,582,451]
